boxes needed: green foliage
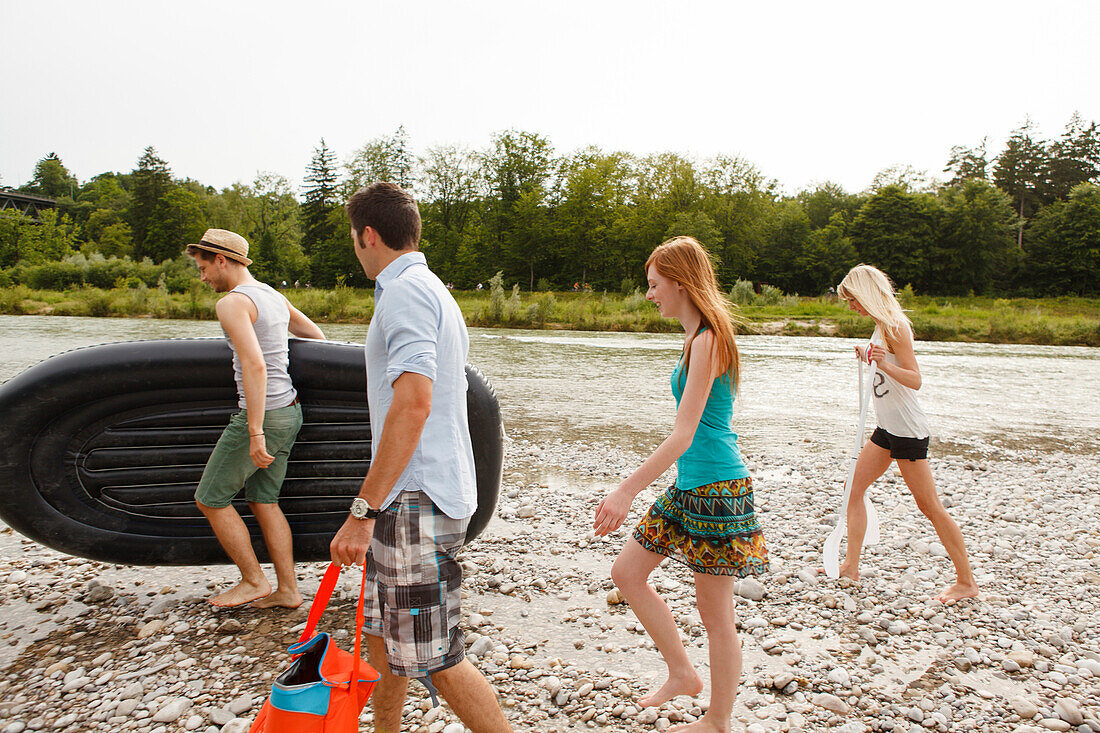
[345,126,414,192]
[535,292,556,325]
[21,153,78,199]
[757,200,810,293]
[622,288,647,312]
[944,138,990,184]
[932,178,1018,294]
[10,115,1100,299]
[1024,184,1100,295]
[306,207,361,288]
[486,271,506,322]
[144,186,207,263]
[849,186,936,290]
[797,213,858,294]
[759,284,783,305]
[301,138,340,262]
[728,280,756,305]
[323,276,353,320]
[128,146,173,261]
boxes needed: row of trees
[4,115,1099,296]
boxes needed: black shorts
[870,427,929,461]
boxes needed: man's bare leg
[248,502,302,609]
[196,501,271,607]
[432,659,513,732]
[366,633,409,733]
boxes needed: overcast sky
[2,0,1097,196]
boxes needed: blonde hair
[836,264,911,340]
[646,236,740,386]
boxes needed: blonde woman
[594,237,767,733]
[835,264,978,603]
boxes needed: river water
[1,315,1097,458]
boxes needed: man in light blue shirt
[330,182,511,733]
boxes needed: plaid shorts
[362,490,469,678]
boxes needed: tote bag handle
[297,561,370,689]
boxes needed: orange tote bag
[250,562,380,732]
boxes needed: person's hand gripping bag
[250,563,380,732]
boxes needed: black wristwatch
[350,497,380,520]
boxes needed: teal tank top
[671,343,750,490]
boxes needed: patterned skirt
[632,477,768,577]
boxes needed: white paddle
[822,347,882,579]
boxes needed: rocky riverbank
[1,435,1098,732]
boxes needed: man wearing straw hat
[186,228,326,609]
[329,183,512,732]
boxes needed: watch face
[351,498,368,518]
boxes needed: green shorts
[195,402,303,508]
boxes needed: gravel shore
[1,434,1098,733]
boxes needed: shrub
[536,277,552,292]
[729,280,755,305]
[623,288,647,313]
[486,271,505,323]
[504,283,522,322]
[759,284,783,305]
[620,277,635,295]
[81,288,114,317]
[533,292,556,325]
[324,276,351,320]
[21,261,84,290]
[0,285,32,314]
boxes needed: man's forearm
[357,404,429,507]
[241,363,267,431]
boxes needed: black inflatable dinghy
[0,338,503,565]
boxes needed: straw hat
[188,229,253,266]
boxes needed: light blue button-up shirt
[365,252,477,519]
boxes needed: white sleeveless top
[868,325,930,439]
[225,283,296,410]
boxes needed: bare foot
[210,579,271,608]
[251,588,304,609]
[638,671,704,708]
[816,563,860,582]
[837,560,860,582]
[668,716,730,733]
[935,581,979,604]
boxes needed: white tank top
[868,325,930,439]
[225,283,296,410]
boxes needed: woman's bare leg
[668,573,739,733]
[897,459,979,602]
[839,441,893,580]
[611,539,703,707]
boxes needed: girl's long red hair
[647,236,740,386]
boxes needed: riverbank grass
[1,285,1096,346]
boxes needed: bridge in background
[0,190,57,219]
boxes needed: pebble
[736,577,766,601]
[1012,697,1040,719]
[812,692,849,714]
[152,697,192,722]
[1055,698,1084,726]
[227,694,254,716]
[0,438,1096,733]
